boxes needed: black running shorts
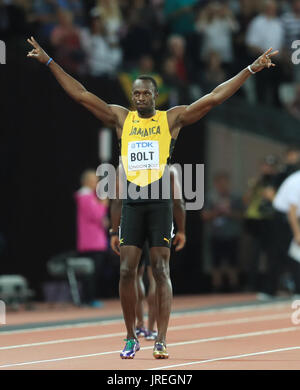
[119,201,174,249]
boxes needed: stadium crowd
[1,0,300,111]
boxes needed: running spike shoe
[135,326,148,338]
[153,342,169,359]
[145,330,158,341]
[120,338,140,359]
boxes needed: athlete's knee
[151,258,170,284]
[120,259,137,282]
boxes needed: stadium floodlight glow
[0,40,6,64]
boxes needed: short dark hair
[135,75,158,93]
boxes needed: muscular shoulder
[109,105,129,125]
[109,105,129,138]
[167,106,188,136]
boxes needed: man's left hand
[172,232,186,252]
[250,47,279,73]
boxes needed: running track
[0,294,299,370]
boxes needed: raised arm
[168,48,279,134]
[26,37,128,134]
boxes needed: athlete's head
[132,76,158,116]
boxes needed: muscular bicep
[80,91,128,128]
[177,93,216,127]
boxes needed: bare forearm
[212,68,251,105]
[48,60,86,102]
[110,199,122,232]
[173,200,186,233]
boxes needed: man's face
[132,79,157,116]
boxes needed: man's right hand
[27,37,50,64]
[110,236,120,256]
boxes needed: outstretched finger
[28,37,39,48]
[27,38,34,47]
[267,50,279,58]
[262,47,273,56]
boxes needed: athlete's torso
[119,110,175,203]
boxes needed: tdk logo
[0,40,6,64]
[132,142,153,148]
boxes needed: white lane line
[148,346,300,370]
[0,326,298,369]
[0,312,291,351]
[0,301,291,335]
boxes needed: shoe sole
[153,354,169,359]
[120,346,140,359]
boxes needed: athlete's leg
[119,245,142,340]
[149,246,172,344]
[146,265,156,332]
[136,264,146,329]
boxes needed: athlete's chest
[122,111,168,141]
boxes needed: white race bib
[128,141,159,171]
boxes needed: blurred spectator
[130,0,165,58]
[50,8,85,74]
[33,0,59,41]
[245,0,284,106]
[164,0,198,36]
[232,0,259,71]
[275,146,300,188]
[166,34,191,83]
[90,0,123,45]
[161,56,190,106]
[286,84,300,120]
[118,54,169,108]
[81,14,122,77]
[202,50,227,93]
[261,146,300,208]
[246,0,284,53]
[56,0,85,26]
[268,170,300,297]
[281,0,300,64]
[74,169,109,306]
[243,155,279,292]
[202,172,243,293]
[120,6,153,68]
[195,1,239,75]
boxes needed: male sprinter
[110,165,186,343]
[27,36,278,359]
